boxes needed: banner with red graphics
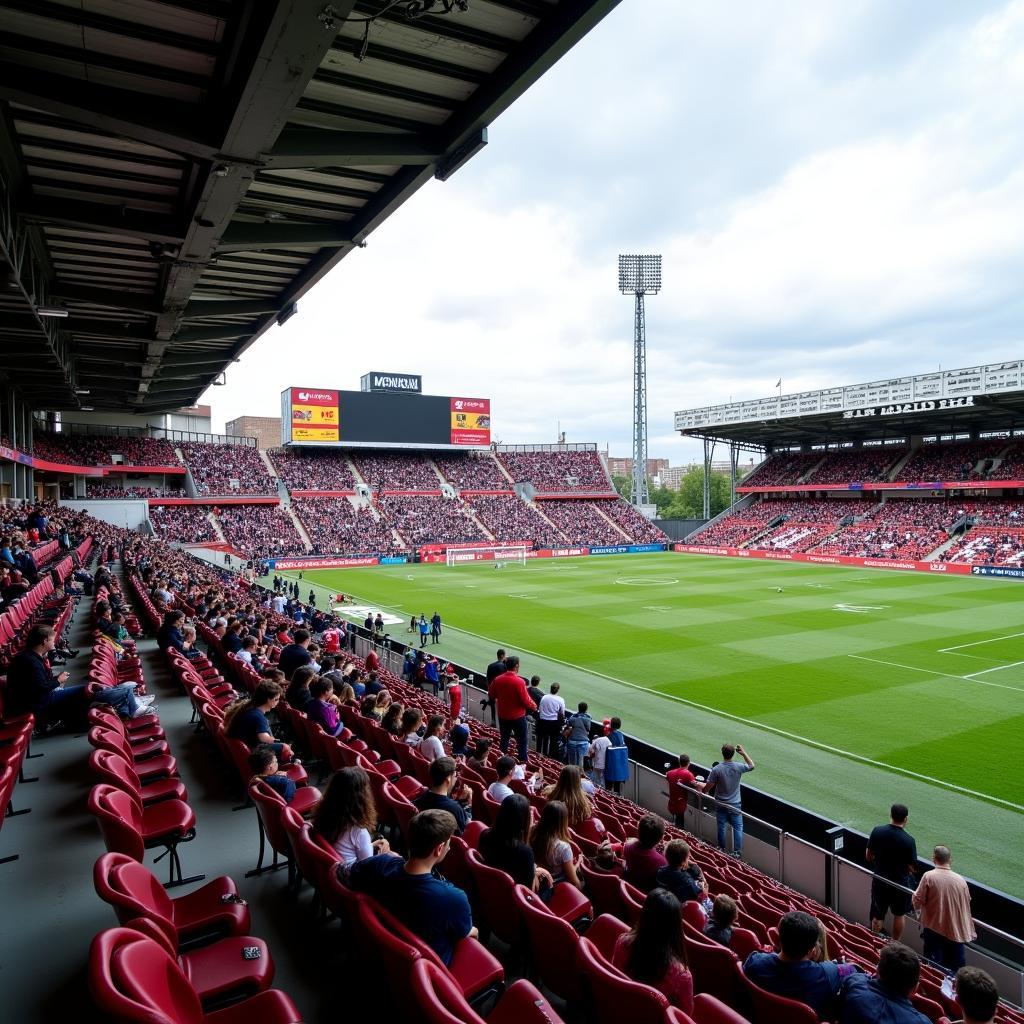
[273,556,379,570]
[450,397,490,447]
[672,544,985,576]
[288,387,340,443]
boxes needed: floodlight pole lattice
[619,255,661,508]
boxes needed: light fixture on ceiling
[80,406,95,411]
[75,389,91,395]
[264,211,286,222]
[36,306,69,318]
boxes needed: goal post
[445,545,528,567]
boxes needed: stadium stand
[85,483,185,499]
[808,500,949,559]
[352,452,440,491]
[899,440,1004,482]
[739,451,823,487]
[601,499,670,544]
[179,442,277,496]
[804,446,903,484]
[376,495,490,546]
[213,504,305,559]
[987,441,1024,480]
[465,493,567,548]
[433,452,511,491]
[941,529,1024,566]
[538,500,628,546]
[291,497,401,556]
[148,505,218,546]
[498,450,613,493]
[30,432,180,466]
[267,448,357,492]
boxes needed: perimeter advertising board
[281,388,490,449]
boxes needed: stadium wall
[672,543,1024,579]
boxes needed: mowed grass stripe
[273,553,1024,894]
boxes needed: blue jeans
[91,683,143,717]
[566,739,589,766]
[922,928,966,972]
[716,804,744,853]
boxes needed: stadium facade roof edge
[675,360,1024,448]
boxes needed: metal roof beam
[215,221,354,252]
[0,64,218,160]
[148,0,357,405]
[264,128,443,168]
[21,199,187,245]
[172,324,252,344]
[47,284,162,315]
[182,298,279,319]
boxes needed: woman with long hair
[381,701,404,735]
[612,888,693,1014]
[530,800,584,890]
[224,680,292,760]
[311,767,389,868]
[480,793,553,893]
[545,764,603,833]
[419,714,446,762]
[401,707,424,746]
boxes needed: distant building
[225,415,282,449]
[658,458,759,490]
[607,456,669,479]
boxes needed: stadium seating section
[498,450,613,493]
[214,505,304,559]
[376,495,490,547]
[179,442,277,496]
[148,505,218,546]
[352,452,441,490]
[433,452,512,490]
[267,448,357,492]
[32,432,180,466]
[291,497,399,557]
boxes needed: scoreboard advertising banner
[281,388,491,449]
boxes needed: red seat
[89,927,303,1024]
[90,749,188,806]
[580,862,626,919]
[692,993,754,1023]
[88,784,201,888]
[682,900,708,931]
[576,936,670,1024]
[512,884,584,1003]
[124,916,274,1008]
[461,819,487,850]
[683,927,741,1008]
[408,957,564,1024]
[89,703,164,741]
[89,726,179,781]
[357,895,504,1005]
[620,879,646,926]
[247,778,321,881]
[94,852,250,944]
[585,913,630,962]
[279,807,338,914]
[733,959,819,1023]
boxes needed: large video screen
[281,388,490,449]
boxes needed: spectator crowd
[179,442,277,495]
[498,449,613,493]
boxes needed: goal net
[445,545,528,567]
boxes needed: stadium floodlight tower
[619,254,661,509]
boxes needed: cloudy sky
[206,0,1024,463]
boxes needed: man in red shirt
[487,655,536,760]
[666,753,702,827]
[365,647,380,673]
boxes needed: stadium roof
[675,361,1024,449]
[0,0,619,414]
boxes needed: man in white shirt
[536,682,566,757]
[271,593,286,614]
[487,755,517,804]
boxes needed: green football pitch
[275,552,1024,895]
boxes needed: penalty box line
[939,631,1024,653]
[288,571,1024,814]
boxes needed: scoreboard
[281,388,491,450]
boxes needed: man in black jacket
[483,648,506,725]
[5,624,86,725]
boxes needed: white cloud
[207,1,1024,467]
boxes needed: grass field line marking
[940,651,1005,663]
[964,660,1024,679]
[280,572,1024,813]
[847,655,1024,694]
[939,631,1024,652]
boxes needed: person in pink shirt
[912,845,975,971]
[623,814,668,892]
